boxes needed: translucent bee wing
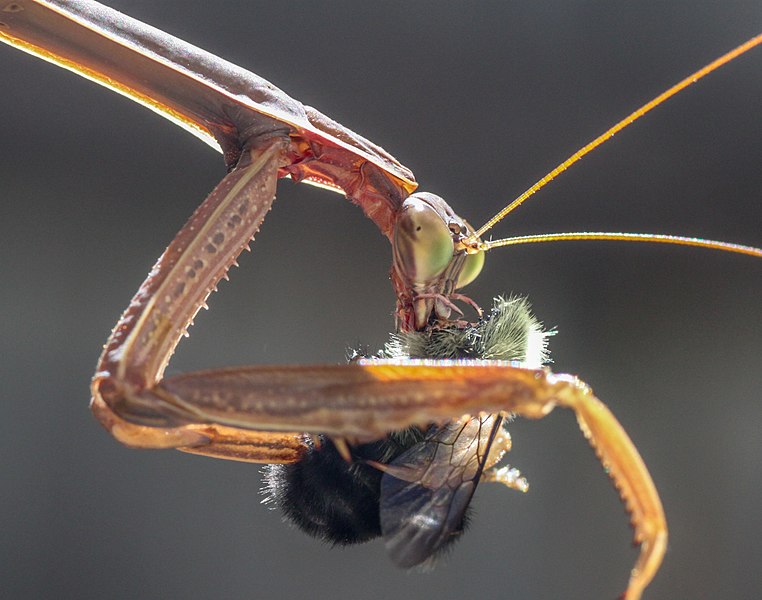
[380,414,503,567]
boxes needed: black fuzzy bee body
[262,297,550,566]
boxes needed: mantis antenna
[465,33,762,259]
[480,232,762,258]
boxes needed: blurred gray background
[1,1,761,599]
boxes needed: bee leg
[485,420,512,465]
[481,465,529,493]
[481,422,529,492]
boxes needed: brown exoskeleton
[1,2,760,598]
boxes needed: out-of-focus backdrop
[1,2,760,599]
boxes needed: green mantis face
[392,192,484,329]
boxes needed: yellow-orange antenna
[479,232,762,258]
[468,33,762,243]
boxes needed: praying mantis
[1,1,760,599]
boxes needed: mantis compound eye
[393,196,454,287]
[455,247,484,289]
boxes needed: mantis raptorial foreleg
[90,135,309,462]
[88,131,663,600]
[99,356,666,600]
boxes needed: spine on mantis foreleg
[550,377,667,600]
[91,137,290,446]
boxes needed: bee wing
[380,414,503,568]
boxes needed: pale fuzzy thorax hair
[379,296,553,368]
